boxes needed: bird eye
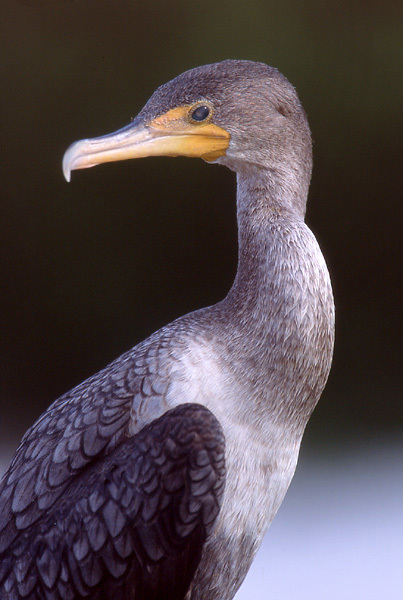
[190,105,211,122]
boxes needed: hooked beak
[62,108,230,182]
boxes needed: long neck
[219,171,334,431]
[227,172,306,308]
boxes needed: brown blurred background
[1,0,401,464]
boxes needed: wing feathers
[0,403,225,600]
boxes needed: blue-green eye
[190,105,210,121]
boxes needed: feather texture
[0,404,225,600]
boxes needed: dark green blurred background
[1,0,401,462]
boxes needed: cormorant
[0,60,334,600]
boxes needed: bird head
[63,59,312,210]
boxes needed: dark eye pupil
[192,105,210,121]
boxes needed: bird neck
[217,171,334,430]
[228,171,306,306]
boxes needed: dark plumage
[0,404,225,599]
[0,60,334,600]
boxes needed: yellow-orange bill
[63,107,230,182]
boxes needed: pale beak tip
[62,144,76,182]
[63,166,71,183]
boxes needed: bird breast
[162,335,302,600]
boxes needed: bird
[0,60,334,600]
